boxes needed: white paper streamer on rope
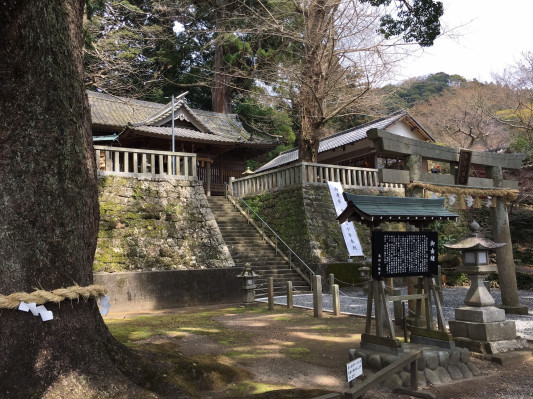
[99,295,111,316]
[327,181,364,257]
[448,194,456,206]
[18,301,54,322]
[430,192,439,199]
[486,196,492,208]
[466,195,474,207]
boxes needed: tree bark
[212,0,233,114]
[298,0,335,162]
[0,1,152,396]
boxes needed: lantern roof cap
[444,220,506,251]
[237,265,258,278]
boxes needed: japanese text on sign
[346,358,363,382]
[327,181,364,256]
[372,231,438,278]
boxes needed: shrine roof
[338,194,458,226]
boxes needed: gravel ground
[258,285,533,340]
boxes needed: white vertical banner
[327,181,364,257]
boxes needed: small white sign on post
[346,357,363,382]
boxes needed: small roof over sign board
[338,194,458,228]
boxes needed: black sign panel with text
[372,231,438,279]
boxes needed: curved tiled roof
[130,125,274,146]
[88,91,276,147]
[255,109,433,172]
[89,91,159,127]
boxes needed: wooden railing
[94,146,197,179]
[229,162,404,197]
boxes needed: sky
[398,0,533,83]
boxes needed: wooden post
[312,275,323,318]
[332,284,340,316]
[286,281,293,309]
[268,277,274,311]
[206,161,211,197]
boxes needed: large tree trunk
[212,0,232,114]
[297,0,333,162]
[0,2,152,397]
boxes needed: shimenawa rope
[0,284,108,309]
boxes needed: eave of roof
[126,125,275,147]
[256,109,427,173]
[338,194,458,225]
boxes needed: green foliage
[510,137,533,160]
[513,246,533,266]
[443,270,470,286]
[430,219,469,255]
[382,72,465,111]
[324,263,366,287]
[487,272,533,290]
[516,272,533,290]
[361,0,443,47]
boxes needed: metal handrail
[224,182,315,285]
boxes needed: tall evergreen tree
[0,1,157,396]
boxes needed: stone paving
[258,286,533,340]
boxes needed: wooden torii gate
[338,195,459,352]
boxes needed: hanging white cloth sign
[327,181,364,256]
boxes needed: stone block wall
[95,176,233,272]
[242,184,401,271]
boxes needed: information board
[371,231,438,278]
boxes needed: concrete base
[498,304,530,315]
[449,319,516,342]
[485,349,533,365]
[454,337,528,355]
[455,306,506,323]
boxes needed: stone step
[255,274,305,282]
[234,259,286,264]
[208,196,311,294]
[223,239,269,245]
[226,246,278,254]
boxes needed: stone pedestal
[449,302,527,354]
[445,221,529,354]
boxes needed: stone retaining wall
[95,175,233,272]
[94,269,242,312]
[350,345,481,389]
[243,184,401,271]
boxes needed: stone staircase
[207,196,311,298]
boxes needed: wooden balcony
[94,146,197,180]
[229,162,405,197]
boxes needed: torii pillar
[488,166,528,315]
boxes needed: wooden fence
[229,162,404,197]
[94,146,197,179]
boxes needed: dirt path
[106,303,533,398]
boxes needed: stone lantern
[444,221,527,354]
[237,263,258,305]
[445,221,504,308]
